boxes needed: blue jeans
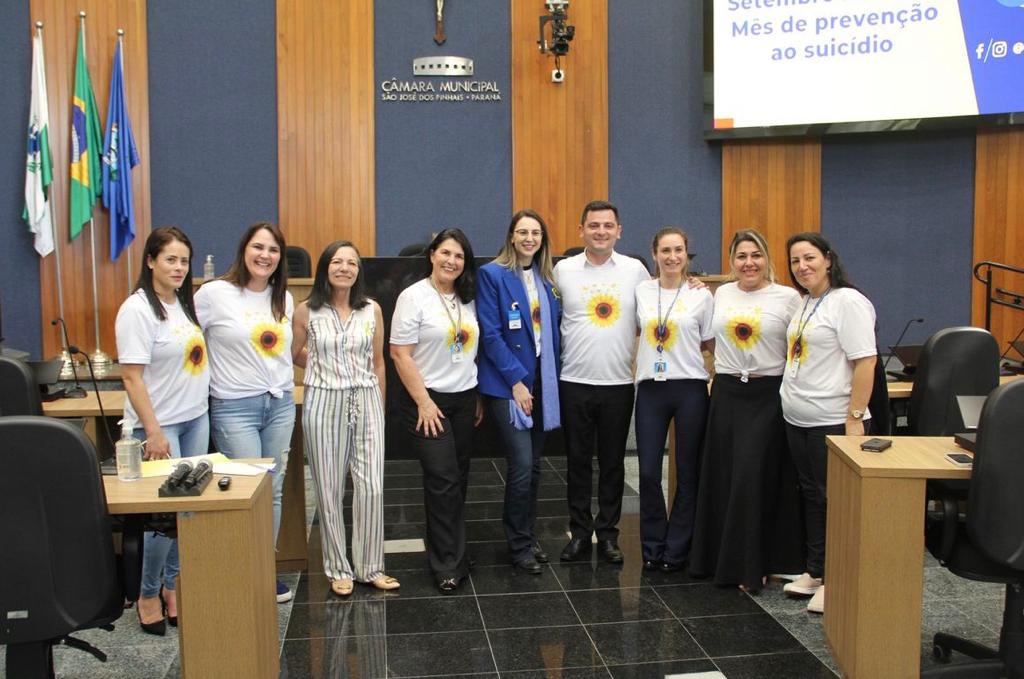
[137,413,210,598]
[486,394,548,563]
[210,392,295,543]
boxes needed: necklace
[429,277,462,346]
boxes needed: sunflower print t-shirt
[195,279,294,399]
[634,280,714,383]
[711,282,801,378]
[115,290,210,430]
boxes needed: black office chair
[908,327,999,436]
[0,355,43,416]
[563,246,584,257]
[922,380,1024,677]
[285,245,312,278]
[397,243,428,257]
[625,253,652,275]
[0,416,141,678]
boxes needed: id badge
[451,343,464,364]
[654,360,667,381]
[508,308,522,330]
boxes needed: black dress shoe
[598,539,624,563]
[560,537,590,561]
[513,558,543,575]
[136,605,166,637]
[532,543,549,564]
[660,560,684,573]
[643,559,661,571]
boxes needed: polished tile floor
[4,455,1007,678]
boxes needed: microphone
[166,459,195,488]
[182,460,213,489]
[51,318,86,398]
[68,344,116,453]
[883,317,924,373]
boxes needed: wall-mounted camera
[538,0,575,60]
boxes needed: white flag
[24,30,54,257]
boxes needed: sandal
[369,574,401,591]
[330,578,354,597]
[437,577,459,594]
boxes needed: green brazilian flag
[69,24,102,241]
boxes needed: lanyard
[429,277,462,344]
[656,282,683,353]
[791,287,830,361]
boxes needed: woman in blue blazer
[477,209,562,573]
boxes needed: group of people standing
[115,198,877,627]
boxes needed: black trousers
[399,387,476,582]
[784,421,845,579]
[560,380,635,541]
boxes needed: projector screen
[710,0,1024,135]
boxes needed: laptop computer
[953,394,987,452]
[887,344,923,380]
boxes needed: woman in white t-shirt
[690,229,804,593]
[292,241,399,596]
[633,227,714,572]
[390,229,481,594]
[115,227,210,636]
[195,222,295,603]
[780,232,878,615]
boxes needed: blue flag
[102,40,139,261]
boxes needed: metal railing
[973,260,1024,330]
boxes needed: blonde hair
[728,228,776,284]
[493,209,555,283]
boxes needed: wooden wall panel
[511,0,608,254]
[30,0,151,358]
[972,127,1024,351]
[721,139,821,279]
[277,0,375,258]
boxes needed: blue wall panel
[609,0,721,272]
[147,0,278,273]
[821,132,976,349]
[0,1,42,357]
[374,0,511,258]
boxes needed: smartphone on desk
[859,438,892,453]
[945,452,973,468]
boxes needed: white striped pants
[303,385,385,582]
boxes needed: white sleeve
[782,288,801,323]
[115,297,157,365]
[390,287,423,346]
[835,291,877,360]
[285,291,295,319]
[698,289,715,342]
[194,283,213,329]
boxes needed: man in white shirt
[553,200,651,563]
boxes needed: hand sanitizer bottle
[115,420,143,482]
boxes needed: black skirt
[689,374,804,589]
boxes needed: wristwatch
[849,409,865,420]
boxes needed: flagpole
[37,20,72,372]
[80,11,111,370]
[118,29,133,296]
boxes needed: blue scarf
[510,267,561,431]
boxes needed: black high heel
[136,601,166,636]
[160,588,177,628]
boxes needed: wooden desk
[45,389,309,571]
[104,471,278,678]
[886,374,1021,401]
[823,435,971,678]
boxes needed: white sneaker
[807,585,825,614]
[782,572,823,596]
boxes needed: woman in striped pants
[292,240,399,596]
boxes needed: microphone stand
[53,318,86,398]
[70,345,116,454]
